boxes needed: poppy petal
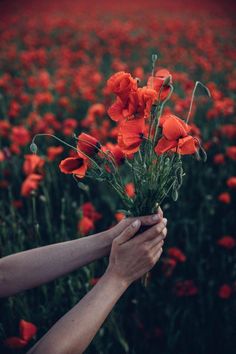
[59,157,88,177]
[107,98,124,121]
[162,116,188,140]
[19,320,37,342]
[177,136,198,155]
[155,137,178,155]
[4,337,28,349]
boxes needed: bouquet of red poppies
[41,57,208,218]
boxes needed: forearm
[0,231,112,297]
[28,271,128,354]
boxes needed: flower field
[0,1,236,353]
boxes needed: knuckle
[113,238,119,246]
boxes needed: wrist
[104,267,131,290]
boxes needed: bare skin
[0,210,163,298]
[27,218,167,354]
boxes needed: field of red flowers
[0,1,236,353]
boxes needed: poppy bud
[30,143,38,154]
[172,189,178,201]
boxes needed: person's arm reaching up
[0,210,163,297]
[28,217,167,354]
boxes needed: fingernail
[163,218,167,225]
[152,214,160,221]
[132,219,140,228]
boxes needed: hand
[106,216,167,287]
[106,207,164,242]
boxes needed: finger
[152,247,163,264]
[116,219,141,244]
[127,213,163,226]
[137,219,167,242]
[148,228,167,249]
[158,206,163,219]
[150,239,164,256]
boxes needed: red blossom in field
[21,174,43,197]
[0,120,11,137]
[218,284,232,299]
[103,143,125,166]
[226,146,236,161]
[23,154,45,175]
[62,118,77,136]
[78,216,94,236]
[4,319,37,349]
[217,236,236,250]
[125,182,135,197]
[174,280,198,296]
[59,155,88,178]
[11,126,31,146]
[213,153,225,165]
[47,146,64,161]
[218,192,231,204]
[226,177,236,188]
[167,247,186,262]
[77,133,101,157]
[218,125,236,140]
[81,202,102,222]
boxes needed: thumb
[116,219,141,244]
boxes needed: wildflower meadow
[0,1,236,353]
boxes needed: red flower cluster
[4,320,37,349]
[21,155,45,197]
[78,202,102,236]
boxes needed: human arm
[0,210,163,297]
[27,218,167,354]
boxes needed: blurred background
[0,0,236,353]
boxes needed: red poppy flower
[217,236,236,250]
[155,114,198,155]
[78,216,94,236]
[107,71,137,103]
[218,192,231,204]
[21,174,43,197]
[226,146,236,161]
[4,320,37,349]
[218,284,232,299]
[77,133,101,157]
[125,182,135,197]
[137,87,158,119]
[82,202,102,222]
[11,126,31,146]
[23,154,45,175]
[47,146,64,161]
[103,143,125,166]
[118,118,145,154]
[213,153,225,165]
[147,69,172,101]
[59,156,88,178]
[19,320,37,342]
[227,177,236,188]
[4,337,27,349]
[168,247,186,262]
